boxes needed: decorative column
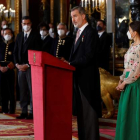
[50,0,54,23]
[60,0,67,23]
[14,0,20,35]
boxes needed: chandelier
[81,0,106,20]
[0,4,15,24]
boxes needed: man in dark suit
[96,20,111,71]
[0,28,15,114]
[14,16,41,119]
[64,6,102,140]
[51,23,73,61]
[39,22,53,53]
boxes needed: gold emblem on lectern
[33,53,36,63]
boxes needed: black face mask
[96,25,103,31]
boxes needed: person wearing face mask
[0,20,8,42]
[96,20,111,71]
[14,16,41,119]
[49,23,56,38]
[39,22,53,53]
[115,21,140,140]
[1,20,8,29]
[0,28,15,114]
[51,23,73,61]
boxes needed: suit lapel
[19,32,24,54]
[23,30,34,51]
[73,25,88,54]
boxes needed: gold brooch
[8,51,12,55]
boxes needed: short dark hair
[130,21,140,35]
[22,16,32,22]
[71,6,86,15]
[3,28,15,40]
[39,22,49,30]
[97,20,106,26]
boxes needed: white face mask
[40,30,47,36]
[23,25,31,32]
[2,25,8,29]
[58,30,65,36]
[127,31,132,40]
[4,35,12,41]
[49,28,54,33]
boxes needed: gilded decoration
[99,68,121,118]
[14,0,20,36]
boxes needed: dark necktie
[24,34,27,43]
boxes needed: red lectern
[28,50,75,140]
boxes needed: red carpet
[0,119,34,136]
[0,111,117,139]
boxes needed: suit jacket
[51,36,73,61]
[0,40,15,64]
[98,32,111,71]
[14,30,41,64]
[41,35,53,53]
[69,25,102,117]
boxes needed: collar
[24,29,32,38]
[4,39,13,44]
[98,31,105,38]
[79,22,88,36]
[41,34,49,40]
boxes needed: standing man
[65,6,102,140]
[96,20,111,71]
[0,28,15,114]
[51,23,73,61]
[14,16,41,119]
[39,22,53,53]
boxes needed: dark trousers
[1,70,15,113]
[74,81,100,140]
[18,68,33,114]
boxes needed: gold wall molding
[60,0,67,23]
[50,0,54,23]
[14,0,20,36]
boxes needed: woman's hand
[118,80,123,86]
[116,81,126,91]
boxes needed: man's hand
[16,64,29,71]
[60,57,70,65]
[0,66,8,73]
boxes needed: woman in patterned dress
[115,21,140,140]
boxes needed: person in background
[0,20,8,41]
[39,22,53,53]
[96,20,111,71]
[66,25,73,38]
[1,20,8,29]
[115,21,140,140]
[49,23,56,38]
[0,28,15,114]
[51,23,73,61]
[14,16,41,119]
